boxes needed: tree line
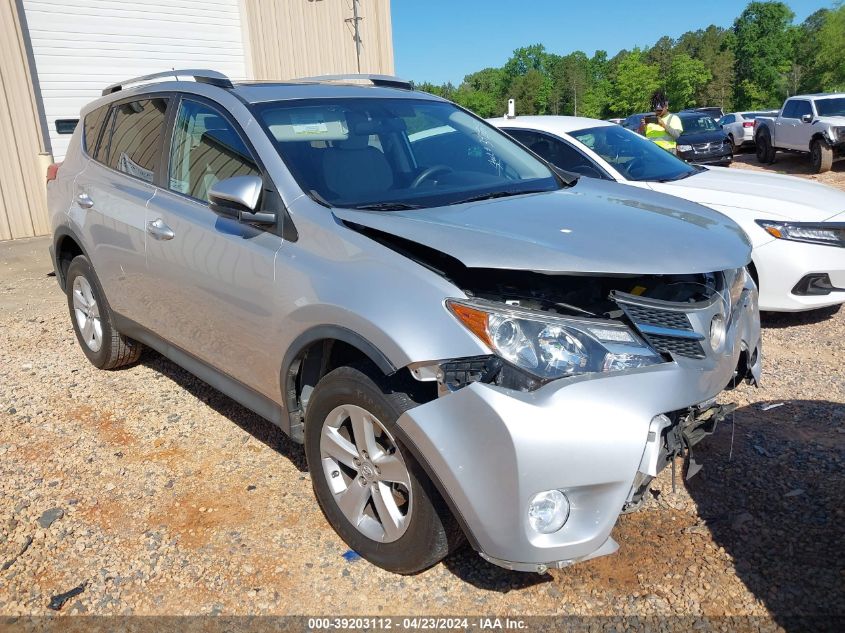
[413,1,845,119]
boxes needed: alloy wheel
[320,404,412,543]
[72,275,103,352]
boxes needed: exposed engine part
[346,221,723,319]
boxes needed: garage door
[22,0,248,161]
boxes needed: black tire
[811,138,833,173]
[304,365,461,574]
[755,131,776,164]
[728,134,736,153]
[65,255,143,369]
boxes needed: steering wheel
[410,164,454,188]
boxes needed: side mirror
[208,175,276,225]
[801,114,813,123]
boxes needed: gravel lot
[1,157,843,629]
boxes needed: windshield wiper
[449,189,547,206]
[353,202,422,211]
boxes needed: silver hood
[334,178,751,275]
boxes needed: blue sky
[391,0,832,85]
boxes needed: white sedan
[488,115,845,312]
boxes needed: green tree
[452,88,500,118]
[815,4,845,90]
[608,50,659,115]
[666,53,711,110]
[508,69,547,115]
[732,1,796,108]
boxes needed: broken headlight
[447,299,663,382]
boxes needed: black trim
[52,225,91,291]
[112,313,285,427]
[280,326,397,437]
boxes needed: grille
[645,334,706,359]
[621,304,693,331]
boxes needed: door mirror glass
[801,114,813,123]
[208,176,275,225]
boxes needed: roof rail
[293,73,412,90]
[102,69,233,96]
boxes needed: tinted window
[83,105,110,155]
[505,129,606,179]
[679,115,719,133]
[815,98,845,117]
[782,101,798,118]
[792,100,812,118]
[253,98,558,209]
[169,99,260,202]
[105,98,169,183]
[570,125,697,182]
[721,115,735,124]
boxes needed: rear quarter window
[83,105,110,156]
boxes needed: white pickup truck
[754,93,845,173]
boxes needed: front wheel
[65,255,143,369]
[304,366,460,574]
[811,139,833,173]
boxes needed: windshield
[814,98,845,117]
[252,98,559,208]
[569,125,697,182]
[680,115,720,133]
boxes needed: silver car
[47,70,761,574]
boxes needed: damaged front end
[339,206,760,572]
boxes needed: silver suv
[48,70,761,574]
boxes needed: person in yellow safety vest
[638,90,683,153]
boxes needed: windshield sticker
[290,112,329,135]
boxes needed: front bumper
[398,285,761,572]
[753,236,845,311]
[678,147,733,165]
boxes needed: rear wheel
[811,139,833,173]
[65,255,143,369]
[755,132,776,164]
[304,365,460,574]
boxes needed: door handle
[76,192,94,209]
[146,218,175,241]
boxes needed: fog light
[528,490,570,534]
[709,314,726,352]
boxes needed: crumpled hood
[334,178,751,275]
[649,167,845,222]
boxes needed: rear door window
[105,98,169,183]
[781,101,798,119]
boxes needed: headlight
[677,144,693,152]
[447,299,663,381]
[756,220,845,248]
[830,126,845,142]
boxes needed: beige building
[0,0,394,241]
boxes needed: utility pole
[346,0,363,73]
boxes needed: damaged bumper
[397,282,760,573]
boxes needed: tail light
[743,121,754,128]
[46,162,62,183]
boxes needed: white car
[488,115,845,312]
[718,110,779,150]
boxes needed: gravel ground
[1,158,843,629]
